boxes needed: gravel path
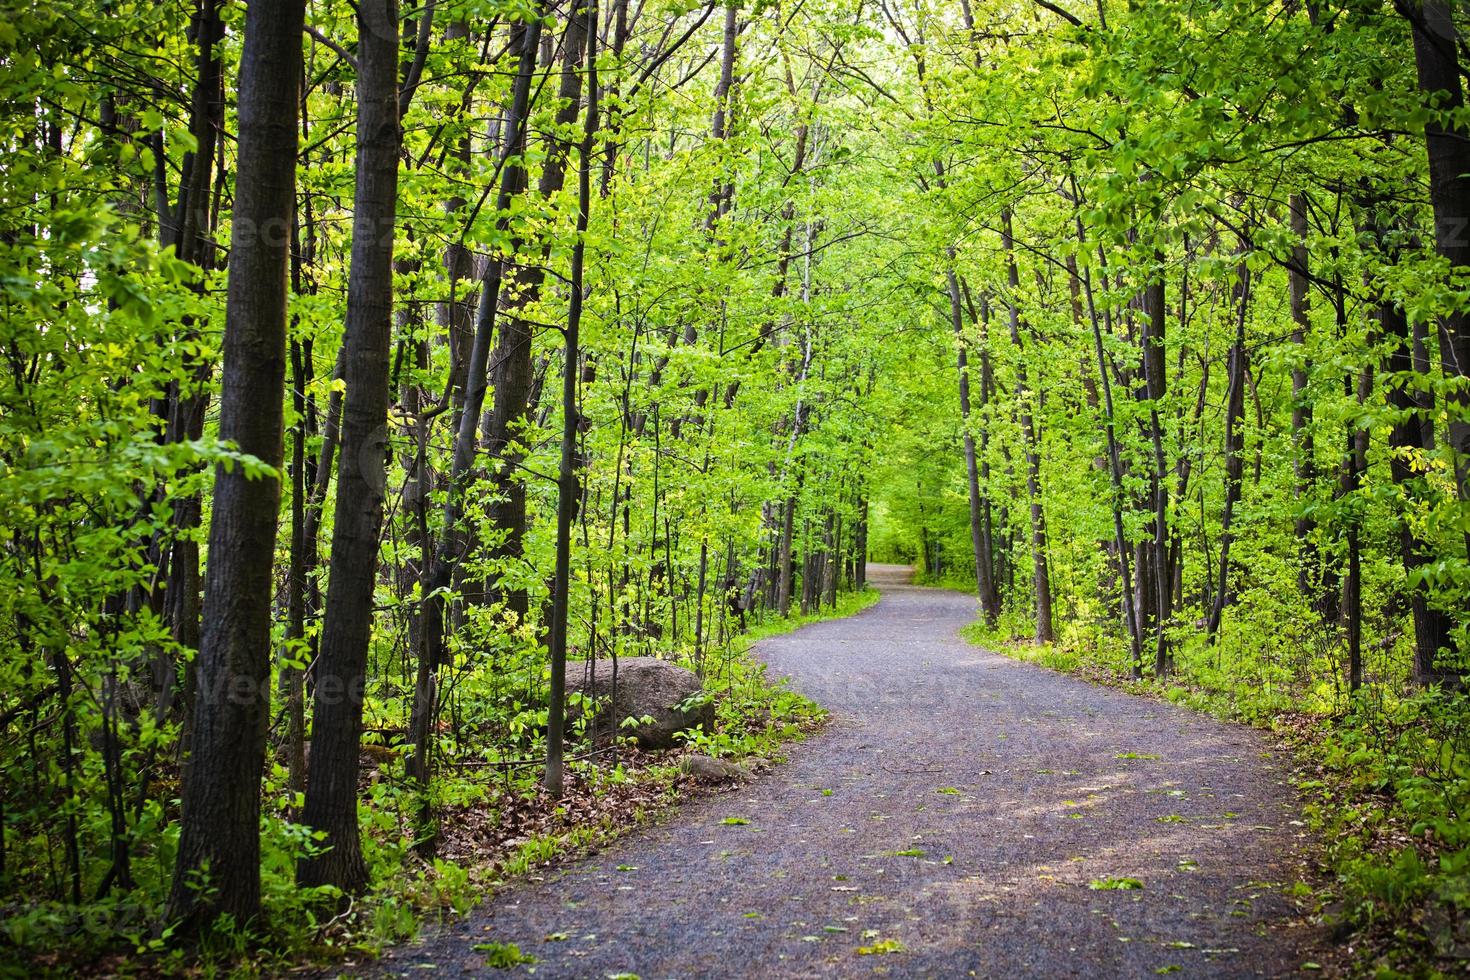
[382,565,1324,978]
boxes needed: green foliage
[474,940,538,968]
[7,0,1470,974]
[1088,877,1145,891]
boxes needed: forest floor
[375,565,1327,978]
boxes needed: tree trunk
[168,0,303,928]
[777,493,797,616]
[298,0,401,894]
[948,265,996,620]
[420,2,545,711]
[1001,209,1054,643]
[1381,298,1458,684]
[1399,0,1470,511]
[160,0,225,676]
[485,8,590,619]
[1288,194,1319,602]
[283,339,311,800]
[1142,255,1171,675]
[1072,202,1144,675]
[547,3,598,796]
[1205,252,1249,642]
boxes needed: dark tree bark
[168,0,304,928]
[1288,194,1319,603]
[1381,300,1459,684]
[1001,209,1055,643]
[159,0,225,672]
[298,0,402,894]
[547,0,599,798]
[948,264,997,622]
[485,7,591,620]
[1399,1,1470,506]
[399,18,475,849]
[777,493,797,616]
[1142,253,1171,675]
[1342,359,1372,693]
[1072,202,1144,677]
[283,337,311,800]
[1205,252,1249,643]
[420,1,546,724]
[1397,0,1470,682]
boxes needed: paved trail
[386,565,1322,978]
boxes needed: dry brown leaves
[433,745,762,881]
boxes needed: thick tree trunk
[168,0,303,928]
[1400,1,1470,506]
[298,0,401,894]
[1380,299,1458,684]
[1398,0,1470,681]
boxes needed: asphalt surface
[380,564,1323,978]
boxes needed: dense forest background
[2,0,1469,971]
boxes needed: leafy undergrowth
[963,615,1470,978]
[6,590,875,978]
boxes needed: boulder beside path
[564,657,714,750]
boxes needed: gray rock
[564,657,714,750]
[680,754,746,782]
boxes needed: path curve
[385,565,1322,978]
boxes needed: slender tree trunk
[547,2,598,796]
[948,264,996,620]
[402,17,475,843]
[1073,206,1143,675]
[298,0,401,893]
[283,339,311,799]
[485,8,590,619]
[160,0,225,673]
[1288,194,1319,601]
[1205,252,1249,642]
[168,0,304,927]
[777,494,796,616]
[1143,253,1171,675]
[420,3,545,710]
[1001,209,1054,643]
[1343,360,1371,693]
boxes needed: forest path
[382,565,1323,978]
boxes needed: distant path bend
[387,564,1323,978]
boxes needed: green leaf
[1088,877,1144,891]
